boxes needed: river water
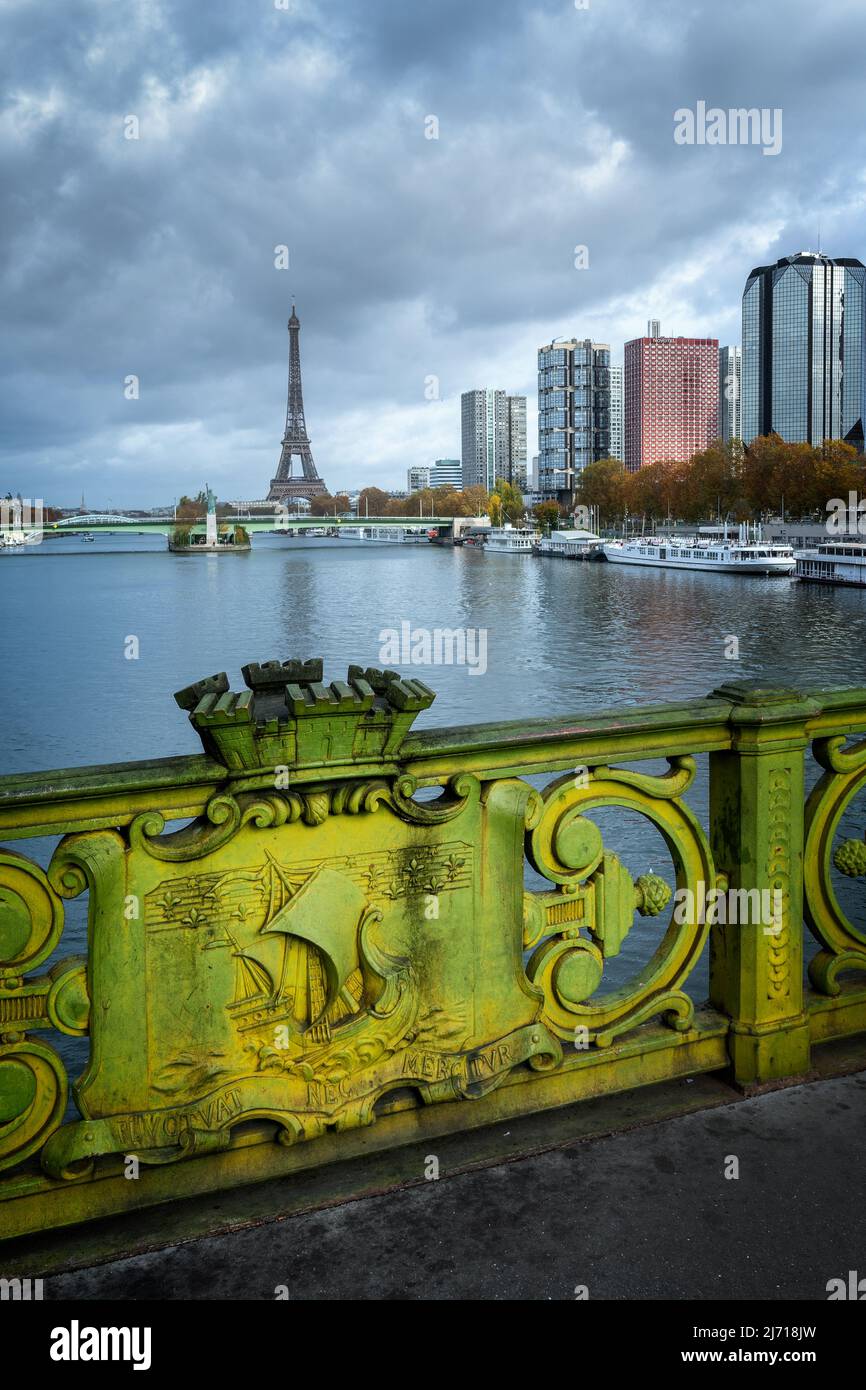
[3,532,865,1076]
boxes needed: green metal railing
[1,662,865,1240]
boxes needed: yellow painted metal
[1,662,865,1238]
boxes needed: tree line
[575,436,866,525]
[169,435,866,530]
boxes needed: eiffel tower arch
[267,306,328,502]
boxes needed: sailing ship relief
[41,764,561,1177]
[210,854,365,1045]
[141,841,476,1097]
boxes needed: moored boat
[337,524,430,544]
[484,524,539,554]
[794,539,866,586]
[535,528,604,560]
[603,525,794,575]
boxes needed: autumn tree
[385,495,413,515]
[622,461,682,521]
[489,478,525,524]
[576,458,627,522]
[460,484,490,517]
[357,487,390,517]
[814,441,866,520]
[176,494,203,520]
[532,501,561,532]
[682,439,746,522]
[740,434,789,517]
[310,492,351,516]
[431,488,471,516]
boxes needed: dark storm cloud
[2,0,866,504]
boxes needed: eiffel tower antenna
[267,303,328,502]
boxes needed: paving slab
[28,1067,866,1301]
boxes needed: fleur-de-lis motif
[366,863,387,892]
[443,854,465,881]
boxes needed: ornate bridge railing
[2,663,865,1240]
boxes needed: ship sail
[261,864,367,1024]
[233,951,272,1003]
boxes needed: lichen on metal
[1,661,865,1237]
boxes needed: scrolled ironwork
[804,736,866,994]
[524,762,714,1046]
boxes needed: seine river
[3,531,865,1077]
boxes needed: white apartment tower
[461,390,527,490]
[718,345,742,442]
[609,365,624,461]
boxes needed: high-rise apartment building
[718,346,742,442]
[742,252,866,450]
[508,396,527,489]
[537,339,611,502]
[461,390,527,490]
[609,365,624,461]
[624,325,718,471]
[407,465,432,492]
[430,459,462,490]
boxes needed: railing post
[708,684,820,1088]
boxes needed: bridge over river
[47,513,454,535]
[1,647,864,1311]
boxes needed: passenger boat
[484,524,539,554]
[535,528,604,560]
[794,539,866,586]
[603,525,794,574]
[337,525,431,544]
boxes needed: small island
[167,485,251,553]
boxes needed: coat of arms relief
[41,661,561,1177]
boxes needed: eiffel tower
[267,305,328,502]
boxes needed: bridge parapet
[1,666,865,1238]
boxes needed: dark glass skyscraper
[741,252,866,450]
[537,339,610,503]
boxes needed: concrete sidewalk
[33,1067,866,1301]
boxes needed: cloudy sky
[3,0,866,507]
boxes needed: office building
[430,459,462,490]
[624,324,718,471]
[742,252,866,449]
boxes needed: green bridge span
[47,514,453,535]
